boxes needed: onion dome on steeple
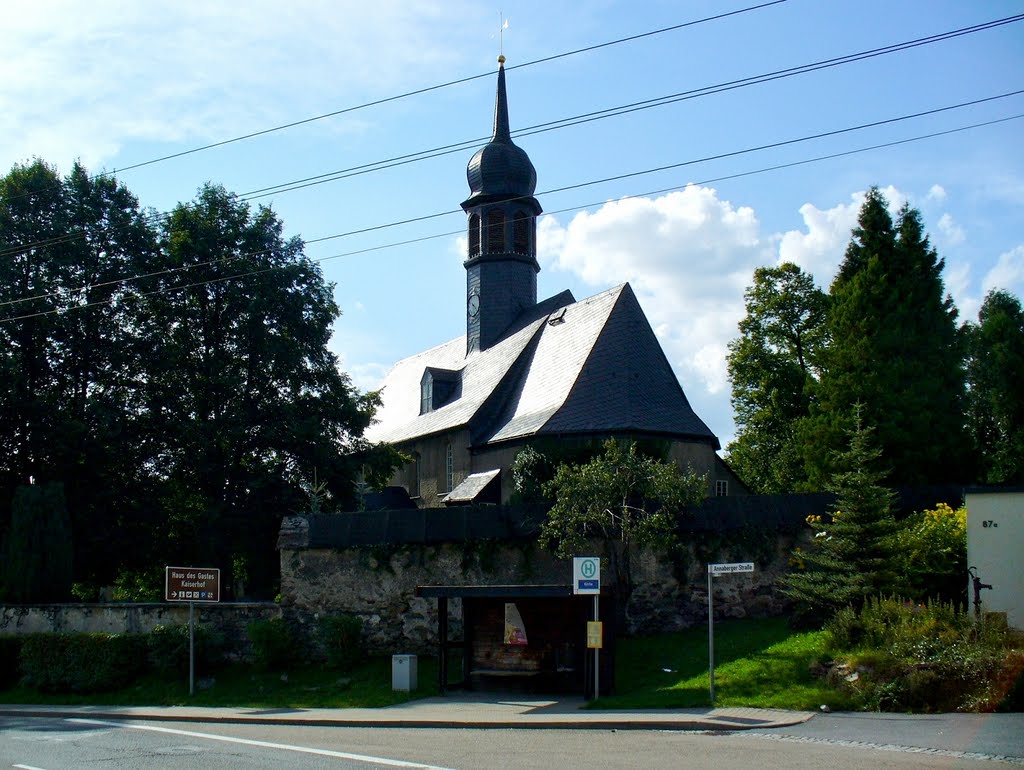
[463,55,539,208]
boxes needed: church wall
[279,532,801,654]
[394,430,472,507]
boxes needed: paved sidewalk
[0,695,815,731]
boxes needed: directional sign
[165,566,221,602]
[709,562,755,576]
[573,556,601,595]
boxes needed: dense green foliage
[823,597,1021,712]
[19,632,148,693]
[725,263,827,493]
[801,189,970,486]
[247,617,296,670]
[894,502,967,607]
[2,482,73,602]
[0,160,401,597]
[965,289,1024,483]
[0,636,22,689]
[318,614,365,672]
[147,623,226,675]
[726,188,1000,492]
[780,414,899,626]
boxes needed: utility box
[966,488,1024,630]
[392,654,418,692]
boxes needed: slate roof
[366,282,718,450]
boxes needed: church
[365,57,744,506]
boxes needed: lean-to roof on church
[366,283,718,450]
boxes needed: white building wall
[965,489,1024,630]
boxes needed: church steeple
[462,57,542,355]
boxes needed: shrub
[20,633,147,693]
[148,623,225,675]
[247,618,295,670]
[318,614,364,671]
[822,597,1017,712]
[893,503,967,606]
[0,636,24,689]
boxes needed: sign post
[573,557,601,700]
[165,566,221,695]
[706,562,754,706]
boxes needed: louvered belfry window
[468,213,480,256]
[512,210,529,254]
[486,209,505,253]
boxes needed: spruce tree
[800,188,970,486]
[781,412,899,627]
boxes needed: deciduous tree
[539,439,704,631]
[726,263,828,492]
[965,289,1024,483]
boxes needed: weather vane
[497,12,509,62]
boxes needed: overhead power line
[97,1,790,178]
[237,13,1024,201]
[3,12,1020,263]
[2,97,1021,319]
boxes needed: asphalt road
[2,712,1022,769]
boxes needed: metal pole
[189,600,195,696]
[707,568,715,706]
[593,594,600,700]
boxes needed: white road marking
[66,719,456,769]
[14,764,50,769]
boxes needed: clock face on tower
[468,291,480,318]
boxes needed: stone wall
[279,532,802,654]
[0,602,280,658]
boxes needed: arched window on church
[512,210,530,254]
[409,452,421,498]
[468,213,480,257]
[486,209,505,253]
[445,443,454,492]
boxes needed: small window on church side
[445,443,454,492]
[486,209,504,253]
[420,376,433,415]
[715,480,728,497]
[468,213,480,256]
[512,210,529,254]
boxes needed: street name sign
[573,556,601,595]
[165,566,221,602]
[709,562,755,576]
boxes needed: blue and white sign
[573,556,601,595]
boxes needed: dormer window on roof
[419,367,462,414]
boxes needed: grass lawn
[1,618,846,711]
[594,617,855,711]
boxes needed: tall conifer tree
[800,188,970,486]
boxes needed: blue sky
[4,0,1023,450]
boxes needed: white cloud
[983,245,1024,297]
[936,213,966,246]
[777,195,861,284]
[1,1,468,170]
[539,186,767,406]
[927,184,947,202]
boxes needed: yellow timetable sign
[587,621,603,649]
